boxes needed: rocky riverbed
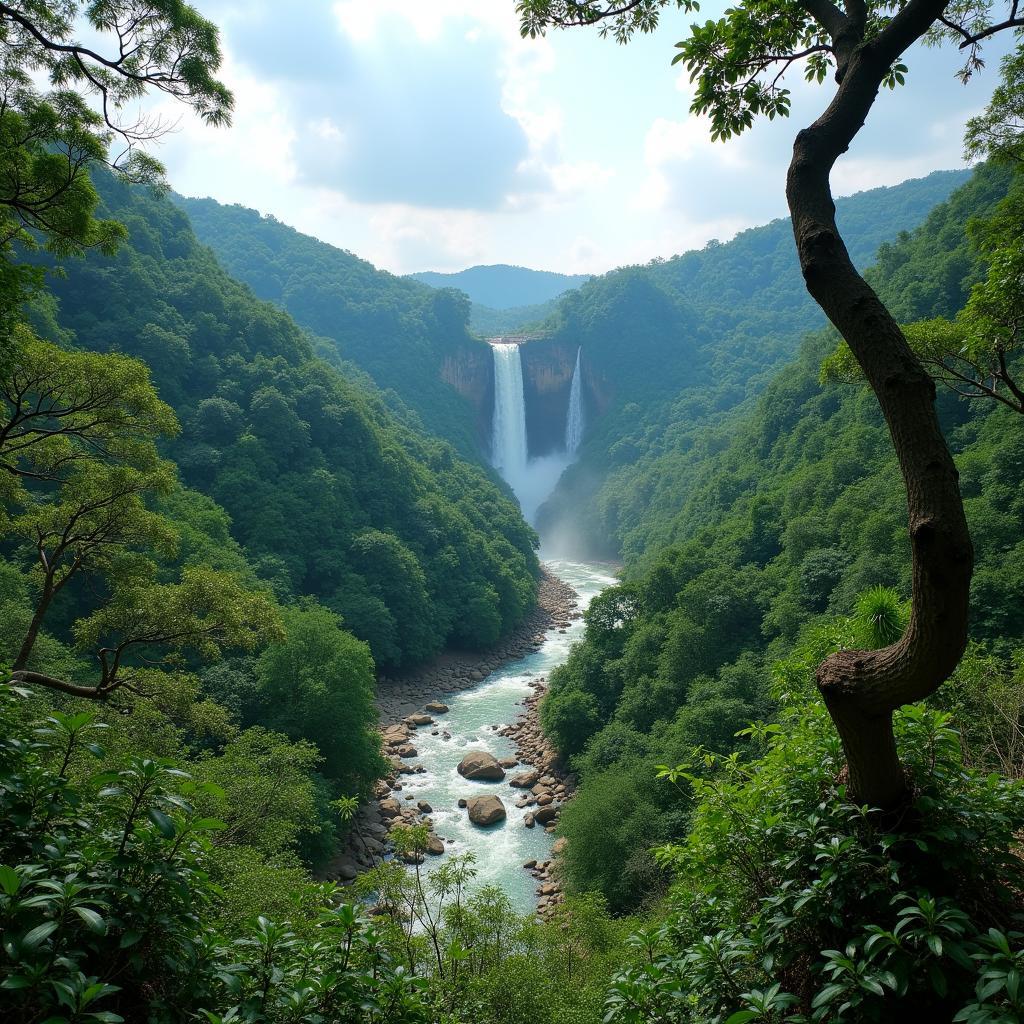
[326,563,612,916]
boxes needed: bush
[0,686,432,1023]
[606,678,1024,1023]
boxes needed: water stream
[394,559,616,911]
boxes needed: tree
[11,565,281,699]
[822,182,1024,413]
[10,461,179,672]
[254,603,384,794]
[0,330,178,498]
[0,0,231,269]
[965,45,1024,163]
[517,0,1024,808]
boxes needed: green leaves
[146,807,176,839]
[0,864,21,896]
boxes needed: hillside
[535,167,984,554]
[409,264,590,309]
[31,174,540,672]
[542,161,1024,910]
[175,196,488,454]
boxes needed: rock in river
[457,750,506,781]
[467,795,507,827]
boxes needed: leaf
[0,865,21,896]
[725,1012,758,1024]
[74,905,107,934]
[23,920,59,948]
[147,808,176,838]
[192,818,227,832]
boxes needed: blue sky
[151,1,1010,276]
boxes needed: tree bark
[13,575,54,672]
[787,6,974,808]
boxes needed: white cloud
[144,4,1010,276]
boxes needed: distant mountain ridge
[409,264,590,310]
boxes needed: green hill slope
[536,168,980,554]
[539,163,1023,910]
[32,175,539,671]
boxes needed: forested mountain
[176,196,485,452]
[31,173,539,671]
[409,264,589,309]
[5,2,1024,1022]
[542,162,1024,911]
[536,168,978,553]
[180,171,967,477]
[469,295,562,335]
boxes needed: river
[393,559,616,911]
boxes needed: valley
[2,5,1024,1022]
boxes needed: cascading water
[389,345,614,912]
[491,343,529,479]
[564,347,583,455]
[490,340,587,525]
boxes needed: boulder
[417,800,433,813]
[552,837,568,856]
[378,799,402,819]
[499,757,519,769]
[534,804,558,825]
[406,714,434,726]
[425,702,449,714]
[509,769,540,789]
[426,834,445,855]
[457,798,468,808]
[396,744,418,759]
[524,813,535,829]
[335,860,358,881]
[457,750,505,782]
[467,795,507,827]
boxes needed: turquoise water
[395,560,616,911]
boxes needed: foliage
[0,0,231,319]
[966,46,1024,164]
[31,171,539,669]
[605,646,1024,1023]
[252,604,384,794]
[0,685,434,1022]
[822,176,1024,414]
[356,833,629,1023]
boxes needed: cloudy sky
[151,1,1008,276]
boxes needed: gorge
[363,340,611,910]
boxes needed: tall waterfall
[491,343,528,478]
[565,347,584,455]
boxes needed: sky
[146,1,1010,277]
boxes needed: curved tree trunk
[786,12,974,809]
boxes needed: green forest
[3,2,1024,1024]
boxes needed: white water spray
[565,347,584,455]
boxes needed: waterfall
[491,343,528,478]
[565,347,583,455]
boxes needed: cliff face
[441,342,495,451]
[442,339,608,459]
[520,340,575,457]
